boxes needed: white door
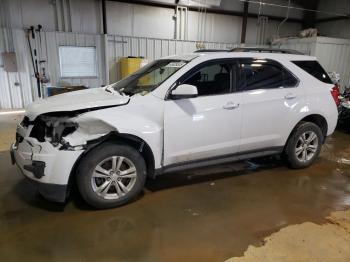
[163,61,242,166]
[237,58,304,152]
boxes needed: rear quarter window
[292,60,333,84]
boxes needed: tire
[284,121,323,169]
[76,142,147,209]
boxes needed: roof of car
[164,51,316,62]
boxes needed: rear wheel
[76,143,146,209]
[285,121,323,169]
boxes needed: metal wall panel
[272,37,316,56]
[1,29,240,109]
[0,28,33,109]
[0,28,108,109]
[315,37,350,90]
[107,34,237,83]
[274,36,350,89]
[42,31,106,89]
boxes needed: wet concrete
[0,114,350,261]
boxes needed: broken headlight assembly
[30,114,78,147]
[28,112,116,150]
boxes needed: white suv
[11,49,339,208]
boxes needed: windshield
[112,59,188,96]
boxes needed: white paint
[171,84,198,96]
[25,87,129,119]
[163,91,242,165]
[13,51,338,188]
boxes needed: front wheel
[284,121,323,169]
[76,143,147,209]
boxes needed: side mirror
[170,84,198,99]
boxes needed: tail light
[331,85,340,106]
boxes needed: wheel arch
[67,131,156,190]
[286,114,328,146]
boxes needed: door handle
[284,93,297,100]
[223,102,239,110]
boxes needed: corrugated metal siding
[0,29,107,109]
[107,35,237,83]
[1,29,239,109]
[273,36,350,89]
[272,37,316,56]
[42,31,106,88]
[0,28,33,109]
[315,37,350,90]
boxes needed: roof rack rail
[230,47,304,55]
[194,49,229,53]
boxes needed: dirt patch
[226,209,350,262]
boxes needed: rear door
[237,58,302,152]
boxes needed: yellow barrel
[120,57,143,79]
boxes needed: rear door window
[237,59,298,92]
[292,60,333,84]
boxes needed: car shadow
[145,155,284,192]
[336,122,350,134]
[12,179,66,212]
[12,155,284,212]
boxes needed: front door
[163,60,242,166]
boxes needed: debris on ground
[226,209,350,262]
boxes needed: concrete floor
[1,113,350,261]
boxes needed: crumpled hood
[25,87,129,119]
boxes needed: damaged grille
[15,132,24,145]
[30,118,46,142]
[20,116,31,128]
[29,115,78,146]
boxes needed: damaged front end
[26,112,116,151]
[11,110,117,202]
[11,88,130,202]
[29,115,78,148]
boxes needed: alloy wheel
[295,131,319,162]
[91,156,137,200]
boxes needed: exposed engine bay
[20,112,116,151]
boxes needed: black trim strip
[155,146,284,175]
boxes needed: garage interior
[1,0,350,261]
